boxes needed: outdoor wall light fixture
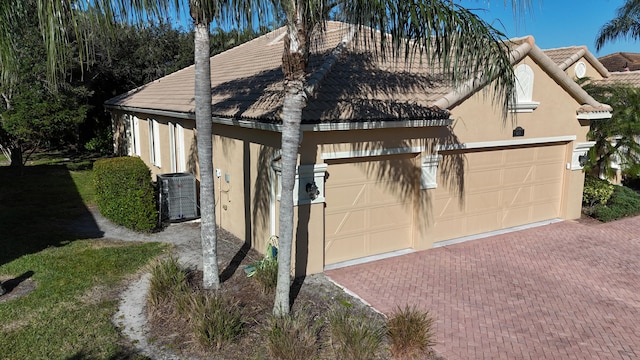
[512,126,525,137]
[306,182,319,200]
[579,154,588,167]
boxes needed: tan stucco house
[106,23,611,275]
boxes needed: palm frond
[596,0,640,51]
[340,0,516,117]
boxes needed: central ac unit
[158,173,198,221]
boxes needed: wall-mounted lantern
[578,154,588,167]
[306,182,319,200]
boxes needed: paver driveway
[325,216,640,360]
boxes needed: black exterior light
[306,182,319,200]
[513,126,525,137]
[579,154,588,167]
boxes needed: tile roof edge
[104,104,195,120]
[528,45,612,112]
[544,45,610,77]
[431,37,533,110]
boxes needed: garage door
[431,144,566,241]
[324,157,416,265]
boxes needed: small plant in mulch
[264,309,321,360]
[147,256,188,312]
[181,290,245,350]
[327,300,386,359]
[147,258,246,351]
[387,305,436,359]
[245,236,279,293]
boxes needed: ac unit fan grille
[158,173,198,221]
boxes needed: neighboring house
[106,22,611,276]
[598,52,640,72]
[545,46,640,182]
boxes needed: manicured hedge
[592,185,640,222]
[93,157,157,231]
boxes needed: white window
[127,115,141,156]
[176,123,186,172]
[168,122,186,173]
[169,122,176,172]
[510,64,540,113]
[149,118,161,168]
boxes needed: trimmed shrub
[583,176,614,207]
[387,305,436,359]
[593,185,640,222]
[94,156,157,231]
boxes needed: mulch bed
[146,227,390,359]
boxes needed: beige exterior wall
[211,125,280,260]
[450,58,589,144]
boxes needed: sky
[458,0,639,57]
[170,1,638,58]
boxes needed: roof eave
[105,104,195,120]
[577,111,613,120]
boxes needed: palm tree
[190,0,221,290]
[0,0,229,290]
[582,82,640,180]
[596,0,640,51]
[270,0,534,316]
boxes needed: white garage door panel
[325,159,414,266]
[432,145,565,241]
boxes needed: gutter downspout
[269,150,282,236]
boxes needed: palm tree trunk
[194,21,220,290]
[273,16,309,316]
[273,80,306,315]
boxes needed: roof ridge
[543,45,588,51]
[304,25,356,97]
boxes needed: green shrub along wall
[94,157,158,231]
[593,185,640,222]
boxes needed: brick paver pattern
[326,216,640,360]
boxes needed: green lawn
[0,157,168,359]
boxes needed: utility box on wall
[158,173,198,221]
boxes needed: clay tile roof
[107,22,611,123]
[593,71,640,87]
[598,52,640,72]
[544,46,586,68]
[107,22,451,123]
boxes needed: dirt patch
[0,273,36,304]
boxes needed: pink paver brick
[326,216,640,360]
